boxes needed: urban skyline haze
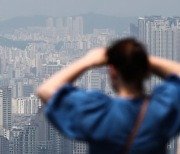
[0,0,179,19]
[0,0,179,153]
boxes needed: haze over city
[0,0,180,154]
[0,0,179,19]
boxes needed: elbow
[36,86,54,104]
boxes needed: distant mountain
[0,37,29,50]
[0,37,46,50]
[0,13,137,34]
[83,13,137,34]
[0,16,47,34]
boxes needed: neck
[117,86,144,99]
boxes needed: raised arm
[149,56,180,79]
[37,48,107,104]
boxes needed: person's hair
[107,38,150,88]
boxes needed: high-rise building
[0,87,12,130]
[87,69,102,90]
[12,95,41,114]
[138,16,180,60]
[167,138,178,154]
[23,84,33,97]
[56,18,64,36]
[11,127,24,154]
[67,17,73,36]
[22,124,39,154]
[47,18,54,28]
[73,141,88,154]
[53,16,84,38]
[42,63,64,77]
[11,110,81,154]
[138,16,180,89]
[0,135,10,154]
[73,16,84,37]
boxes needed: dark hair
[107,38,149,87]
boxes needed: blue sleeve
[44,84,112,141]
[152,74,180,138]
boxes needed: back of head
[107,38,149,88]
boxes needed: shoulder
[164,74,180,86]
[150,74,180,117]
[152,74,180,97]
[148,74,180,118]
[150,75,180,138]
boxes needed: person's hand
[82,48,108,67]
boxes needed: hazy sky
[0,0,179,19]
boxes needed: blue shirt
[45,75,180,154]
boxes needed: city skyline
[0,14,179,154]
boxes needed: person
[37,38,180,154]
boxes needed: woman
[37,38,180,154]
